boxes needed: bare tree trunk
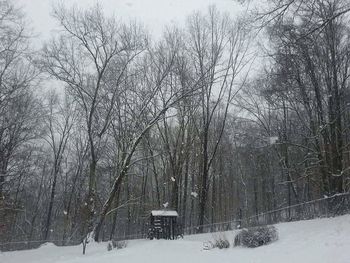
[43,167,59,240]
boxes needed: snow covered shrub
[114,240,127,249]
[107,242,113,251]
[204,234,230,250]
[214,236,230,249]
[107,240,127,251]
[234,226,278,248]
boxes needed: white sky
[15,0,245,43]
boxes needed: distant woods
[1,0,350,249]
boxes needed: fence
[1,192,350,252]
[183,192,350,235]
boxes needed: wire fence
[183,192,350,235]
[1,192,350,252]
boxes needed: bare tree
[0,0,39,198]
[42,3,147,239]
[42,92,75,240]
[186,6,251,231]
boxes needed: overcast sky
[15,0,244,43]
[13,0,251,92]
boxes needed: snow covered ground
[1,215,350,263]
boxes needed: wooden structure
[148,210,180,240]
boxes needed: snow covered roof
[151,210,179,217]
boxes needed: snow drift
[1,215,350,263]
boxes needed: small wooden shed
[148,210,179,240]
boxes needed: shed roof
[151,210,178,217]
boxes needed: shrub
[204,234,230,250]
[214,237,230,249]
[107,240,127,251]
[107,242,113,251]
[114,240,127,249]
[234,225,278,248]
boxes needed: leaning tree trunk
[43,167,59,240]
[93,123,154,241]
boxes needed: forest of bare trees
[1,0,350,250]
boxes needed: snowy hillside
[2,215,350,263]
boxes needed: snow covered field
[1,215,350,263]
